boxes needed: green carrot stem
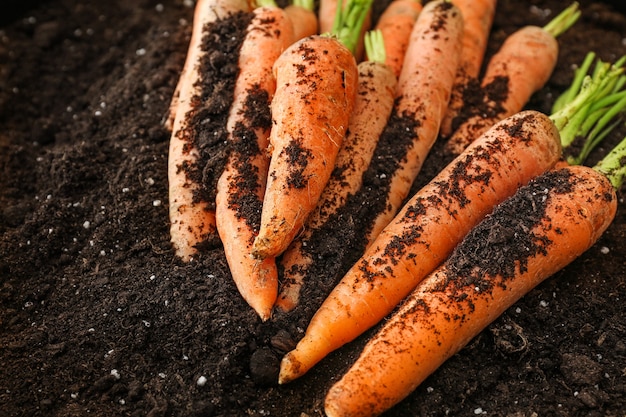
[364,29,386,64]
[593,135,626,190]
[551,51,595,114]
[543,2,581,38]
[550,61,624,146]
[329,0,374,54]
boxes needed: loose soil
[1,1,626,416]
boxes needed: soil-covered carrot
[164,0,250,131]
[370,0,423,78]
[275,30,397,313]
[439,0,497,138]
[278,110,563,384]
[215,6,296,321]
[443,2,580,156]
[323,139,625,416]
[359,0,464,248]
[250,0,370,260]
[168,0,251,261]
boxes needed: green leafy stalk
[328,0,374,54]
[364,29,386,64]
[549,54,626,165]
[542,2,581,38]
[551,51,596,114]
[593,135,626,190]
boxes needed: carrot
[215,5,297,321]
[275,29,397,313]
[168,0,251,261]
[164,0,250,132]
[322,57,626,415]
[439,0,497,138]
[278,110,563,384]
[324,161,619,417]
[359,0,464,248]
[284,0,319,41]
[370,0,423,78]
[443,2,580,156]
[250,0,370,260]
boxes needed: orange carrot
[275,29,397,313]
[439,0,497,138]
[359,0,464,248]
[324,163,617,417]
[168,0,251,261]
[443,2,580,156]
[215,6,296,321]
[250,0,371,260]
[370,0,423,78]
[278,110,563,384]
[284,0,319,40]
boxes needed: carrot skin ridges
[372,0,423,78]
[440,0,497,138]
[278,110,563,384]
[275,60,398,313]
[168,0,250,261]
[364,0,464,246]
[324,165,617,417]
[444,25,559,156]
[251,35,359,260]
[215,7,296,320]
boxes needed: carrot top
[542,2,580,38]
[363,29,386,65]
[549,53,626,165]
[328,0,374,54]
[593,134,626,190]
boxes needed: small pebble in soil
[249,347,280,386]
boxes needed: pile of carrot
[164,0,626,413]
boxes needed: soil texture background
[1,0,626,416]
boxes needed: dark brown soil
[1,1,625,416]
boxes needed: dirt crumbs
[1,1,626,417]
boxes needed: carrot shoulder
[278,110,563,384]
[324,164,617,417]
[275,30,397,313]
[215,6,296,321]
[443,2,580,156]
[168,0,250,261]
[439,0,497,138]
[360,0,464,248]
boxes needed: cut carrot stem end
[593,135,626,190]
[363,29,386,64]
[542,2,580,38]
